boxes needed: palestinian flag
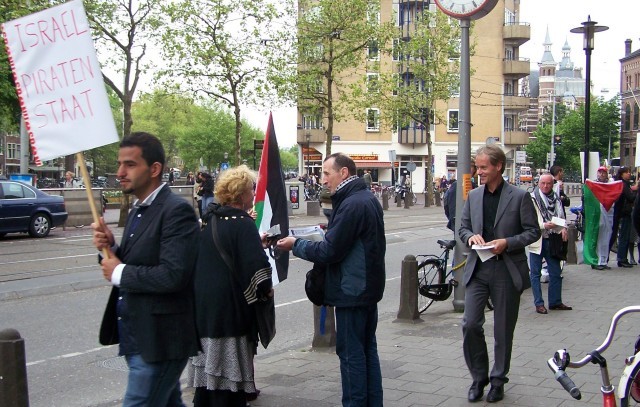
[583,179,623,265]
[254,113,290,284]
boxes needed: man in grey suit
[92,132,199,406]
[458,145,540,403]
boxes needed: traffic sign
[221,162,230,171]
[406,162,417,172]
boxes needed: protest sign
[2,0,118,165]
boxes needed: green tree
[274,0,396,157]
[279,149,298,171]
[526,96,620,173]
[159,0,284,166]
[84,0,163,138]
[351,9,461,206]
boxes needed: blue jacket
[293,177,385,307]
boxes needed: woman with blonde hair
[187,165,272,407]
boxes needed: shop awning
[28,165,61,172]
[354,160,392,169]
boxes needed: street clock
[434,0,499,20]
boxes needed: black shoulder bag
[210,215,276,349]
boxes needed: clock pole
[452,18,471,313]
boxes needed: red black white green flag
[583,179,623,265]
[254,113,290,284]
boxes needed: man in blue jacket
[277,153,386,407]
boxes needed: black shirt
[482,180,504,242]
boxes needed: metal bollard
[395,255,422,323]
[434,191,441,207]
[404,193,411,209]
[0,328,29,407]
[566,224,578,264]
[396,193,402,207]
[382,190,389,210]
[312,305,336,348]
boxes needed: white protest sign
[1,0,118,165]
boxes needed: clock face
[434,0,499,20]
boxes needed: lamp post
[571,16,608,182]
[305,132,311,176]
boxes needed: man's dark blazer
[99,185,200,363]
[458,181,540,292]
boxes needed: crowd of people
[90,133,386,406]
[89,131,640,406]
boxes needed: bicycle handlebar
[554,369,581,400]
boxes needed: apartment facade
[620,39,640,168]
[297,0,531,188]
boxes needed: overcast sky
[243,0,639,148]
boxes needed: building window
[447,109,459,132]
[302,113,323,130]
[7,143,18,159]
[367,73,379,93]
[625,103,631,131]
[634,103,639,130]
[366,108,380,131]
[367,39,379,61]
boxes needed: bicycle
[547,305,640,406]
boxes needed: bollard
[306,200,320,216]
[434,191,441,207]
[566,224,578,264]
[381,190,389,210]
[0,329,29,407]
[312,305,336,348]
[409,192,415,206]
[404,193,411,209]
[395,255,422,323]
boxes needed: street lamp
[305,132,311,176]
[548,91,557,168]
[571,16,608,182]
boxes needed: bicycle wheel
[621,356,640,406]
[417,259,446,314]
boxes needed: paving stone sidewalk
[241,261,640,407]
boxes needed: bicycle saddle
[437,239,456,250]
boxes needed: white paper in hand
[472,244,496,262]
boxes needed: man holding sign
[92,133,199,406]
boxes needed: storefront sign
[348,154,379,161]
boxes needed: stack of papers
[472,244,496,262]
[551,216,566,232]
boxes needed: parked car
[0,180,68,238]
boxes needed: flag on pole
[583,179,623,265]
[254,113,289,284]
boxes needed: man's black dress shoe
[486,385,504,403]
[618,261,634,268]
[468,382,487,402]
[591,265,606,270]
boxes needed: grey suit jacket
[458,182,540,292]
[99,185,200,363]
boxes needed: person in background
[277,153,385,406]
[549,165,570,209]
[199,172,215,213]
[593,166,614,270]
[168,170,175,186]
[610,166,637,268]
[91,132,199,406]
[64,171,80,188]
[458,144,540,403]
[186,172,195,185]
[528,173,571,315]
[444,159,476,232]
[363,169,372,191]
[187,165,272,407]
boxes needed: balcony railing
[503,22,531,46]
[503,58,530,79]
